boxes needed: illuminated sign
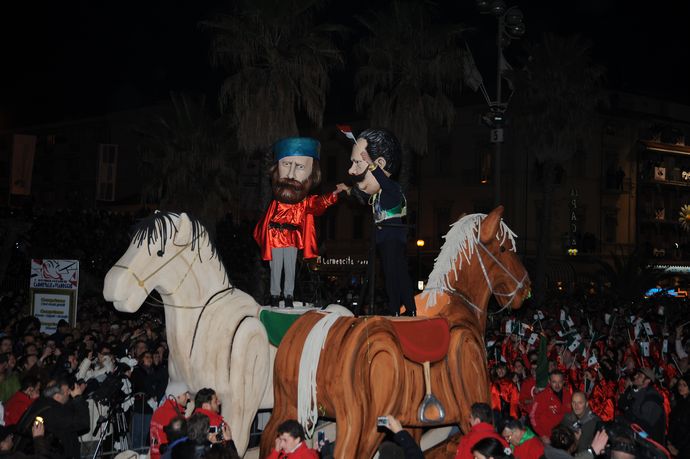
[644,287,689,298]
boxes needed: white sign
[32,292,72,333]
[30,259,79,290]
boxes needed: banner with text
[29,259,79,333]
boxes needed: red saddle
[389,317,450,363]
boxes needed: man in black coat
[617,368,665,444]
[18,378,89,459]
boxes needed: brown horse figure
[261,206,530,458]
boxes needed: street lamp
[416,239,425,290]
[476,0,526,207]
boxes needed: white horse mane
[421,213,517,307]
[131,211,231,287]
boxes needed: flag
[505,320,513,334]
[568,339,581,353]
[536,336,548,389]
[587,355,598,367]
[604,313,611,325]
[499,50,514,91]
[528,333,538,345]
[336,124,357,143]
[640,341,650,357]
[663,339,668,354]
[643,322,654,336]
[462,46,484,92]
[537,310,544,320]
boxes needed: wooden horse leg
[334,319,405,459]
[447,326,490,433]
[226,317,271,457]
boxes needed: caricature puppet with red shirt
[254,137,345,307]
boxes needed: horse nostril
[157,250,165,257]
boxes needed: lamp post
[476,0,525,207]
[416,239,425,291]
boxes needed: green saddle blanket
[259,309,303,346]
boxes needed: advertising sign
[29,259,79,333]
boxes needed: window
[97,144,118,201]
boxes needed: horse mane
[422,213,517,307]
[130,211,230,285]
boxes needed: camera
[208,425,223,442]
[377,416,388,427]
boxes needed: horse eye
[500,246,506,252]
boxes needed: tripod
[91,403,130,459]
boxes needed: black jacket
[19,396,89,459]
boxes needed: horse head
[103,211,226,313]
[418,206,530,327]
[478,206,531,310]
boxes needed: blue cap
[273,137,320,161]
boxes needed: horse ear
[480,206,505,244]
[174,213,194,246]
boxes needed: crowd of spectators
[0,207,685,458]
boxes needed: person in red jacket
[4,375,40,426]
[150,381,190,459]
[501,418,544,459]
[529,369,572,441]
[193,388,224,431]
[266,419,319,459]
[491,363,520,421]
[455,402,508,459]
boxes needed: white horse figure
[103,211,273,456]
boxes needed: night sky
[1,0,689,128]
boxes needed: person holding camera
[193,388,224,432]
[377,414,423,459]
[170,413,237,459]
[0,416,50,458]
[17,378,89,459]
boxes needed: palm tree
[200,2,343,301]
[139,92,240,234]
[200,1,342,185]
[509,33,607,303]
[354,1,465,188]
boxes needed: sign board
[29,259,79,333]
[490,128,504,143]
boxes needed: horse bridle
[111,238,232,310]
[439,239,529,316]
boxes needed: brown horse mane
[421,213,517,308]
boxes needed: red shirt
[513,435,545,459]
[455,422,507,459]
[254,194,339,261]
[529,386,572,438]
[518,377,537,416]
[4,391,34,426]
[193,407,224,429]
[150,399,186,459]
[265,441,319,459]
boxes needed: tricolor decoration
[337,124,357,144]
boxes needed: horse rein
[436,240,529,316]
